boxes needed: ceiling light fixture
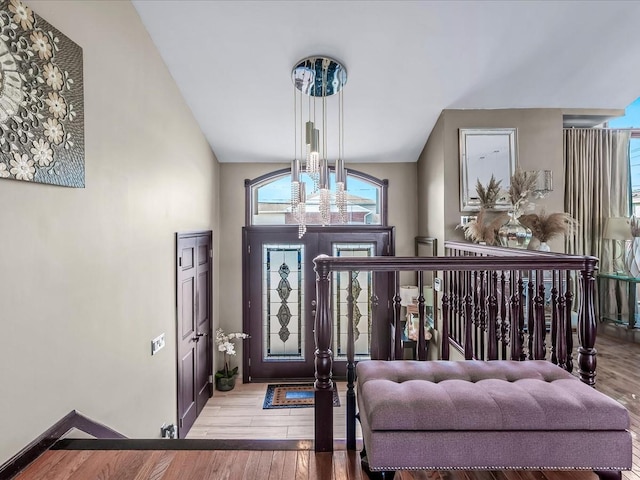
[291,56,347,238]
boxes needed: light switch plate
[151,333,165,355]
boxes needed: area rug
[263,383,340,409]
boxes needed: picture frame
[459,128,517,212]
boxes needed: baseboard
[0,410,126,480]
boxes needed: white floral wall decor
[0,0,84,187]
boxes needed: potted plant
[214,328,249,391]
[459,175,508,245]
[518,210,578,252]
[497,169,539,248]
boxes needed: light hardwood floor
[187,381,360,441]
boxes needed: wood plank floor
[13,333,640,479]
[186,381,358,440]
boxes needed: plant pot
[215,375,237,391]
[537,241,551,252]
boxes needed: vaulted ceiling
[132,0,640,164]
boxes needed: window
[246,168,387,226]
[608,97,640,215]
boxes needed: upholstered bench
[356,360,632,479]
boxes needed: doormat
[263,383,340,409]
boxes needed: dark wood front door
[176,231,212,438]
[242,226,393,382]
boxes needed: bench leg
[594,471,621,480]
[360,450,396,480]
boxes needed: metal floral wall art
[0,0,83,187]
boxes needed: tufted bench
[356,360,632,479]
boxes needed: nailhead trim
[370,466,628,471]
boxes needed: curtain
[564,128,630,268]
[564,128,631,317]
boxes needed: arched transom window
[246,168,388,227]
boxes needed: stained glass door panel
[332,243,375,361]
[244,226,393,381]
[262,244,305,361]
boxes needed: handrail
[312,245,599,453]
[313,253,597,272]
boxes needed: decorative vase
[498,211,532,249]
[215,375,237,391]
[626,238,640,277]
[537,241,551,252]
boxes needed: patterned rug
[262,383,340,409]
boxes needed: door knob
[311,300,317,307]
[192,332,206,342]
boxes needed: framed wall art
[0,0,84,187]
[459,128,517,212]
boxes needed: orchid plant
[215,328,249,379]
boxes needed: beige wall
[418,109,565,250]
[417,113,446,241]
[218,162,419,375]
[0,1,220,464]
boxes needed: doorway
[176,231,213,438]
[242,226,393,382]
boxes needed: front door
[243,226,393,381]
[176,231,212,438]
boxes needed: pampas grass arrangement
[461,208,509,245]
[518,210,578,243]
[508,168,538,212]
[475,175,503,209]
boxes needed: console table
[597,272,640,329]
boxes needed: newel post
[314,255,334,452]
[578,258,598,386]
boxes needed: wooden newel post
[314,255,334,452]
[578,258,598,387]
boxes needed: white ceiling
[132,0,640,164]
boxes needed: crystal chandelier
[291,56,347,238]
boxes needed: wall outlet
[151,333,165,355]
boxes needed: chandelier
[291,56,347,238]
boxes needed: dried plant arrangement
[518,210,578,242]
[461,208,509,245]
[475,174,503,209]
[508,168,538,213]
